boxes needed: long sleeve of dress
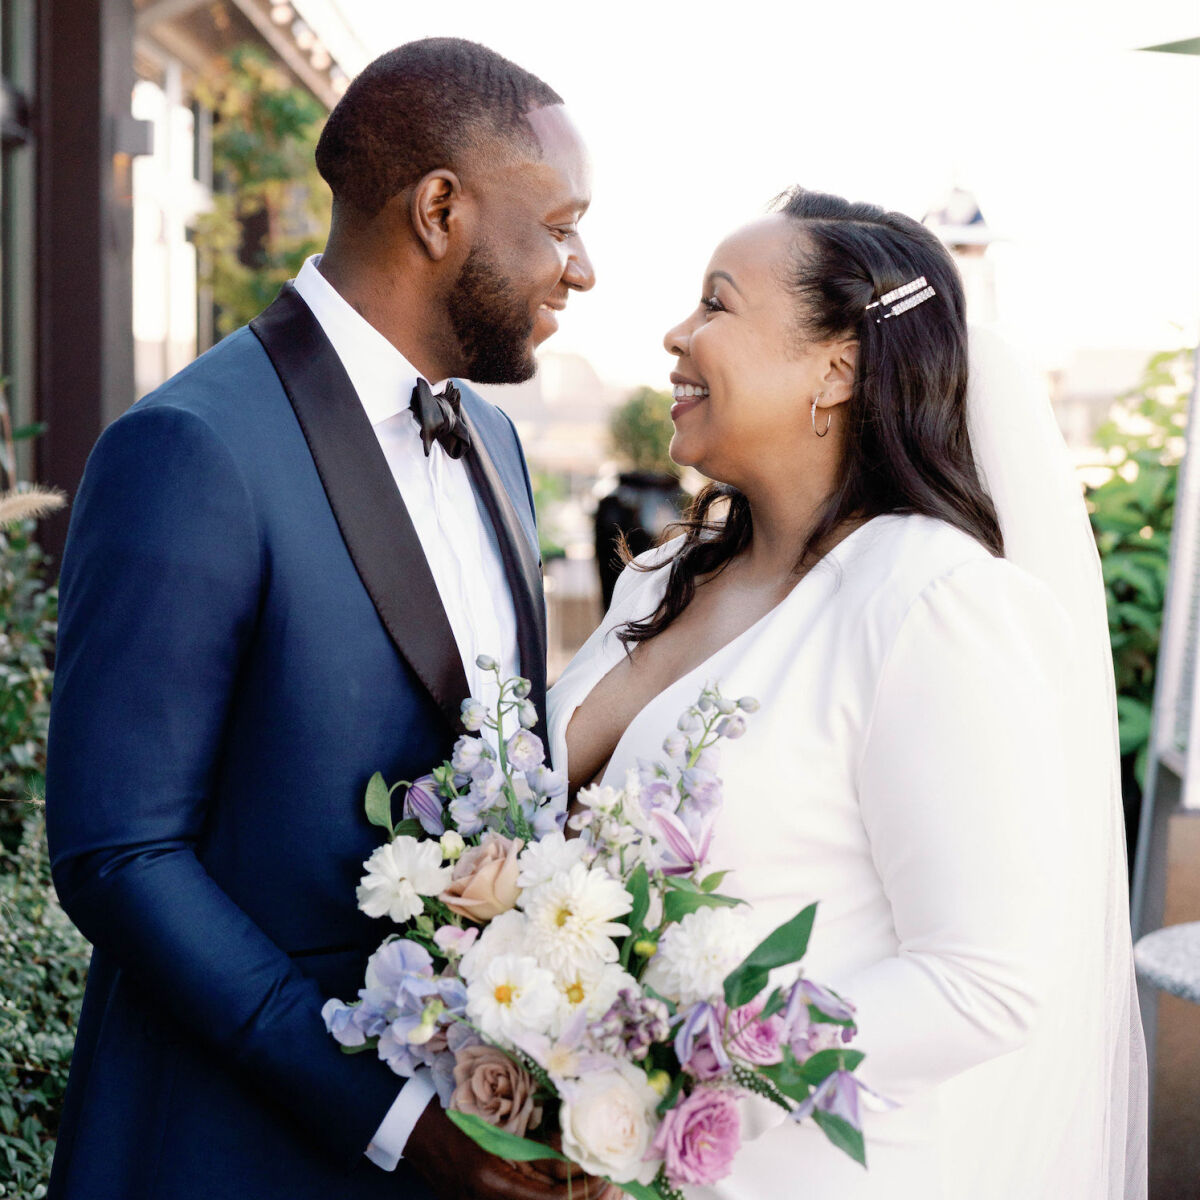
[844,557,1073,1102]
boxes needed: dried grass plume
[0,485,67,528]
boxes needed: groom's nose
[563,238,596,293]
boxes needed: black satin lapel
[458,409,548,738]
[249,285,470,732]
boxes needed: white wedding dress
[551,514,1079,1198]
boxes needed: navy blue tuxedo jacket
[44,285,546,1199]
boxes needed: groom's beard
[448,243,538,385]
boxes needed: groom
[44,38,595,1200]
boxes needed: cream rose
[558,1060,662,1185]
[449,1043,542,1138]
[439,832,523,922]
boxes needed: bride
[547,188,1147,1199]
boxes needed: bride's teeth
[673,384,709,399]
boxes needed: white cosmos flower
[356,836,453,923]
[552,962,635,1034]
[516,830,591,889]
[465,953,559,1043]
[641,904,753,1006]
[575,783,621,813]
[519,862,632,975]
[458,909,528,984]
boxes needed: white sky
[337,0,1200,389]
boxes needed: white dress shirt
[292,255,521,1169]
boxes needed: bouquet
[324,657,883,1197]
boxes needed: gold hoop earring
[811,395,832,438]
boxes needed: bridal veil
[963,326,1149,1198]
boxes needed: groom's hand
[404,1101,621,1199]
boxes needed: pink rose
[652,1086,741,1187]
[449,1043,542,1137]
[438,832,523,922]
[722,999,785,1066]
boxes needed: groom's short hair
[315,38,563,219]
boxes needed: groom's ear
[409,169,472,262]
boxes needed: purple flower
[715,714,746,740]
[321,998,366,1047]
[652,1086,741,1187]
[679,767,722,813]
[782,977,858,1056]
[721,998,785,1066]
[589,988,671,1063]
[674,1002,730,1079]
[505,728,545,772]
[528,765,566,798]
[365,939,433,992]
[451,736,487,773]
[402,775,445,836]
[652,807,714,876]
[448,792,487,836]
[790,1069,894,1129]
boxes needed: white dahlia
[519,862,632,975]
[641,904,753,1006]
[516,830,591,889]
[356,836,453,923]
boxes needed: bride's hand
[404,1100,621,1199]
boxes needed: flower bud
[633,938,658,959]
[475,654,498,672]
[697,694,715,713]
[440,831,466,862]
[738,696,761,713]
[647,1069,672,1096]
[677,710,701,733]
[716,697,737,715]
[662,732,688,759]
[460,699,487,732]
[512,677,532,699]
[716,715,746,740]
[518,699,538,729]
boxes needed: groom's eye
[548,225,578,242]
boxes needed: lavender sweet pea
[403,774,445,836]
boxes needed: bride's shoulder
[606,534,686,608]
[848,513,1061,631]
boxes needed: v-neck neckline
[563,516,886,790]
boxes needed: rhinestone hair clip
[864,276,937,323]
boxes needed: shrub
[0,519,88,1197]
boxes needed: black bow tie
[408,378,471,460]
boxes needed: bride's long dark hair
[618,186,1004,649]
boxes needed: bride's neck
[736,473,837,583]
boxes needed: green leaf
[446,1110,571,1163]
[621,863,652,968]
[662,888,743,925]
[759,1047,812,1102]
[699,869,731,893]
[655,1069,685,1116]
[813,1110,866,1167]
[392,817,423,839]
[10,422,47,442]
[364,772,393,835]
[618,1181,665,1200]
[761,985,788,1020]
[723,903,817,1008]
[799,1047,864,1084]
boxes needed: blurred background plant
[1,380,85,1198]
[191,44,330,336]
[1085,345,1193,858]
[607,386,678,476]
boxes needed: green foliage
[0,522,57,827]
[0,811,90,1198]
[530,471,567,560]
[1086,346,1193,785]
[0,519,86,1198]
[192,45,331,335]
[609,387,678,475]
[723,903,817,1009]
